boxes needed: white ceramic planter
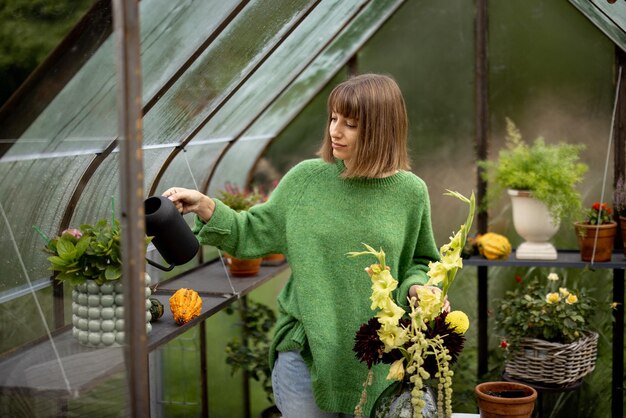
[71,273,153,347]
[508,190,559,260]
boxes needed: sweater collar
[334,158,407,187]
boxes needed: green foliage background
[0,0,94,106]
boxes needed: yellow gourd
[476,232,512,260]
[169,288,202,325]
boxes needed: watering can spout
[144,195,199,271]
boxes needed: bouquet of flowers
[350,191,475,418]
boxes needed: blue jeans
[272,350,355,418]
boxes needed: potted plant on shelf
[40,218,154,347]
[479,118,588,260]
[495,272,601,387]
[225,297,281,418]
[574,202,617,262]
[216,182,264,277]
[613,175,626,255]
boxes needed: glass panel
[570,0,626,51]
[3,0,241,160]
[0,157,93,294]
[243,0,406,185]
[490,0,615,248]
[200,0,368,191]
[141,0,315,195]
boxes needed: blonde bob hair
[318,73,411,178]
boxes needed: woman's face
[329,111,359,168]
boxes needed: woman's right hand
[162,187,216,222]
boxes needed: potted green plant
[574,201,617,262]
[216,182,265,277]
[495,272,601,387]
[225,297,281,418]
[613,175,626,255]
[479,118,588,260]
[40,218,155,347]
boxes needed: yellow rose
[547,273,559,281]
[566,294,578,304]
[559,287,570,298]
[386,359,405,381]
[545,292,560,304]
[445,310,470,334]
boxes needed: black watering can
[144,195,199,271]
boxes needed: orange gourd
[169,288,202,325]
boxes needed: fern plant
[479,118,588,222]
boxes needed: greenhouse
[0,0,625,417]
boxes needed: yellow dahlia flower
[445,310,470,334]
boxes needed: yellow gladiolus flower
[545,292,560,304]
[445,310,470,334]
[376,301,405,326]
[426,261,447,286]
[414,286,443,322]
[566,294,578,304]
[387,359,405,381]
[378,322,408,352]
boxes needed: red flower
[500,339,508,349]
[592,202,601,211]
[515,275,523,284]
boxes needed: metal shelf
[0,260,288,397]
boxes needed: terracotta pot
[574,221,616,262]
[262,253,286,266]
[475,381,537,418]
[226,255,262,277]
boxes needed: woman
[163,73,440,417]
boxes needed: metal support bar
[474,0,489,235]
[612,268,624,418]
[200,321,209,418]
[112,1,150,417]
[477,265,489,377]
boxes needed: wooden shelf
[0,260,289,397]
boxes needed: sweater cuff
[192,199,233,247]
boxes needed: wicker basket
[504,331,598,386]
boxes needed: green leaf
[55,238,76,260]
[105,265,121,281]
[47,255,69,268]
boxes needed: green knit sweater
[193,158,439,415]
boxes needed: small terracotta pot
[226,255,262,277]
[262,253,286,266]
[574,221,616,262]
[475,381,537,418]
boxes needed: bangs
[328,85,360,120]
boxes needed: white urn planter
[508,190,559,260]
